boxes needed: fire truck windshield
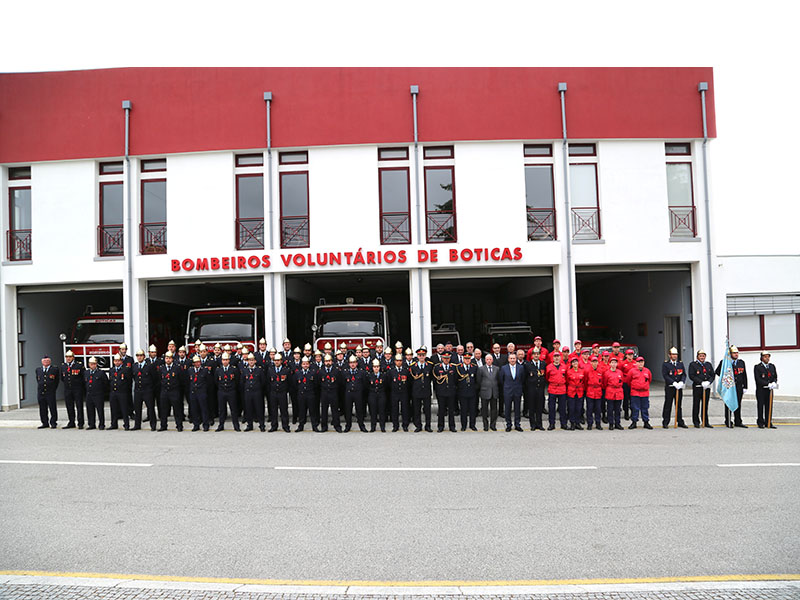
[492,330,535,346]
[73,322,125,344]
[189,313,254,341]
[318,309,384,337]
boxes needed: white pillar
[409,268,431,350]
[0,283,19,410]
[552,264,574,344]
[129,277,148,352]
[264,273,286,347]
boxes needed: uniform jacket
[689,360,715,388]
[367,370,387,396]
[388,365,410,396]
[455,363,478,397]
[241,365,266,395]
[215,365,239,392]
[566,367,585,397]
[716,358,748,389]
[318,366,341,391]
[432,363,456,396]
[158,363,181,393]
[524,359,547,391]
[267,364,291,395]
[583,366,604,399]
[409,361,433,399]
[626,367,652,396]
[189,366,211,399]
[36,365,60,396]
[545,362,567,394]
[60,361,85,392]
[132,361,158,392]
[753,362,777,389]
[662,360,686,386]
[343,367,367,395]
[84,368,109,397]
[603,369,625,401]
[108,365,132,394]
[292,368,316,397]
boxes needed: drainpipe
[411,85,425,344]
[698,82,715,363]
[122,100,133,348]
[558,82,575,344]
[264,92,276,344]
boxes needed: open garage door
[148,276,265,352]
[17,283,123,406]
[430,267,553,351]
[285,271,410,350]
[576,264,692,379]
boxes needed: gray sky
[2,0,798,255]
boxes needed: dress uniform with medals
[292,358,317,432]
[241,355,267,431]
[108,355,133,430]
[215,354,240,431]
[35,357,60,428]
[716,345,748,428]
[132,350,159,431]
[754,352,778,429]
[267,354,292,432]
[343,357,369,432]
[455,354,479,431]
[689,350,715,428]
[432,352,457,432]
[366,360,388,431]
[59,351,85,428]
[661,348,688,428]
[409,347,433,432]
[83,358,108,429]
[388,355,410,432]
[318,356,341,432]
[158,352,183,431]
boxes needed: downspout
[411,85,425,344]
[264,92,276,344]
[558,83,575,344]
[122,100,133,348]
[698,82,715,363]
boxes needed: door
[664,315,681,360]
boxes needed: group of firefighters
[35,334,780,433]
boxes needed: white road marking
[0,459,152,467]
[717,463,800,468]
[274,466,598,471]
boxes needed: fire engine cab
[312,297,389,352]
[59,307,124,369]
[483,322,536,354]
[184,305,261,355]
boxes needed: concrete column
[690,261,711,360]
[129,278,148,352]
[0,284,19,410]
[409,268,431,350]
[264,273,287,347]
[552,263,575,344]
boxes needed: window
[141,158,167,172]
[378,147,411,245]
[279,151,308,165]
[525,165,556,240]
[236,174,264,249]
[569,163,601,240]
[235,154,264,167]
[666,142,691,156]
[99,161,124,175]
[727,294,800,351]
[524,144,553,157]
[423,146,454,159]
[280,171,309,248]
[7,166,31,261]
[666,152,696,238]
[568,143,596,157]
[140,177,167,254]
[424,166,456,243]
[99,182,124,256]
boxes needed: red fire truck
[312,297,389,352]
[184,305,262,355]
[60,308,124,369]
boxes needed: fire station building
[1,67,798,409]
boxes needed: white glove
[768,382,778,390]
[701,381,710,389]
[676,381,685,390]
[742,389,748,395]
[672,381,680,389]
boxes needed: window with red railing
[280,171,309,248]
[235,154,265,250]
[140,160,167,254]
[97,161,124,257]
[378,147,411,244]
[423,146,456,243]
[7,167,32,261]
[666,143,696,239]
[524,144,556,241]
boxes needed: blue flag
[717,338,739,412]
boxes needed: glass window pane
[142,180,166,222]
[568,144,595,156]
[100,162,123,175]
[425,168,454,212]
[379,148,408,160]
[728,315,761,348]
[141,159,167,172]
[380,169,409,213]
[524,144,552,157]
[764,314,797,347]
[525,165,554,209]
[280,152,308,164]
[424,146,453,159]
[666,163,693,207]
[281,172,308,217]
[666,143,691,156]
[237,175,264,219]
[101,183,123,225]
[236,154,264,167]
[11,188,31,229]
[569,164,597,208]
[8,167,31,180]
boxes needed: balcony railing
[669,205,697,238]
[140,222,167,254]
[98,224,124,257]
[280,216,309,248]
[426,210,457,243]
[526,208,556,241]
[7,229,32,261]
[380,212,411,244]
[571,207,601,241]
[236,218,265,250]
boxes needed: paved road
[0,425,798,582]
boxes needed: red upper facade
[0,67,715,164]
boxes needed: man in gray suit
[476,352,500,431]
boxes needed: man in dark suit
[498,352,524,432]
[36,355,59,429]
[754,351,778,429]
[476,353,500,431]
[716,345,748,428]
[59,350,85,429]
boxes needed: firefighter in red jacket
[545,353,568,430]
[603,357,625,430]
[620,348,637,420]
[626,355,653,429]
[583,355,604,430]
[566,357,585,430]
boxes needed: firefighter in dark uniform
[366,359,387,432]
[288,346,302,424]
[388,353,410,432]
[293,356,317,432]
[409,347,433,432]
[254,338,269,368]
[189,355,211,431]
[380,348,394,371]
[59,350,85,429]
[175,346,191,422]
[84,357,108,429]
[132,349,158,431]
[689,349,715,428]
[318,354,341,432]
[456,352,479,431]
[108,354,132,430]
[754,351,778,429]
[716,345,748,428]
[433,351,457,432]
[661,347,688,428]
[143,344,162,423]
[215,352,240,431]
[343,355,369,432]
[524,347,547,431]
[267,353,292,432]
[157,351,182,431]
[198,345,217,426]
[117,343,134,368]
[241,353,266,431]
[35,355,59,429]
